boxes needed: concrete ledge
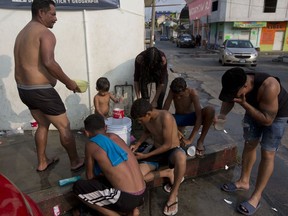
[28,143,237,216]
[29,185,81,216]
[147,143,237,188]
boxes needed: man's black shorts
[17,84,66,116]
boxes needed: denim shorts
[243,114,288,151]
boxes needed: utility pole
[150,0,156,47]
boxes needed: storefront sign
[187,0,212,20]
[234,22,267,28]
[0,0,120,10]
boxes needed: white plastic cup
[214,118,226,131]
[187,146,196,157]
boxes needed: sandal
[163,197,178,216]
[163,177,185,193]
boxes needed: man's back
[14,21,56,86]
[89,133,145,193]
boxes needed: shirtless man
[163,77,215,157]
[130,99,186,216]
[73,113,146,216]
[14,0,84,172]
[217,67,288,215]
[94,77,119,118]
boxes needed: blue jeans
[243,114,288,151]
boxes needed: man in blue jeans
[216,67,288,215]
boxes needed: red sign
[187,0,212,20]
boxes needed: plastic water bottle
[58,176,81,187]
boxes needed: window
[212,1,218,12]
[264,0,277,13]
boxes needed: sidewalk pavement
[0,127,279,216]
[0,52,284,216]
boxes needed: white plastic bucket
[105,117,132,146]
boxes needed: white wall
[0,0,145,130]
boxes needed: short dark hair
[84,113,105,133]
[32,0,55,17]
[96,77,110,91]
[130,98,152,119]
[170,77,187,93]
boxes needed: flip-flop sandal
[196,147,205,158]
[71,161,85,172]
[163,177,185,193]
[237,201,261,215]
[37,157,59,172]
[221,182,245,192]
[163,197,178,216]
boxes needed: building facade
[188,0,288,51]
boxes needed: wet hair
[141,47,162,84]
[32,0,55,18]
[143,47,162,69]
[130,98,152,119]
[170,77,187,93]
[84,113,105,133]
[96,77,110,92]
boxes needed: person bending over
[130,99,186,216]
[73,113,146,216]
[134,47,168,109]
[217,67,288,215]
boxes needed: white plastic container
[105,117,132,146]
[187,146,196,157]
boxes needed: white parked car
[219,39,258,66]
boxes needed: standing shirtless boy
[163,77,215,157]
[73,113,146,216]
[94,77,120,118]
[130,99,186,216]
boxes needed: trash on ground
[224,199,232,204]
[53,205,61,216]
[225,165,229,170]
[224,129,227,133]
[6,127,24,136]
[271,207,278,212]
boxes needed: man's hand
[130,144,138,152]
[134,152,147,160]
[66,80,80,93]
[233,93,246,106]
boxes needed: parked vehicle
[176,34,195,48]
[0,173,43,215]
[219,39,258,66]
[160,35,169,41]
